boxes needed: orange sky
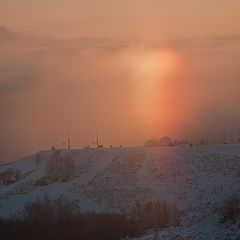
[1,1,240,39]
[0,0,240,161]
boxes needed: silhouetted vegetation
[45,150,75,182]
[132,201,181,229]
[0,195,181,240]
[0,168,23,185]
[220,196,240,224]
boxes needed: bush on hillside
[220,196,240,224]
[132,201,181,229]
[0,168,22,185]
[0,195,182,240]
[0,194,140,240]
[45,150,75,182]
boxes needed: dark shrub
[45,151,75,182]
[0,195,141,240]
[0,195,181,240]
[132,201,181,230]
[220,196,240,224]
[0,168,22,185]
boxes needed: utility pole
[67,132,71,149]
[223,131,227,144]
[96,131,99,148]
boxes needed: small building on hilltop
[144,138,158,147]
[158,136,173,146]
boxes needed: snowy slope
[1,145,240,239]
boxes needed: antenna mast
[223,131,226,144]
[67,132,71,149]
[96,131,99,148]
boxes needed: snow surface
[0,145,240,239]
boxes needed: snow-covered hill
[1,145,240,239]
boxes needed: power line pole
[67,132,71,149]
[223,131,227,144]
[96,131,99,148]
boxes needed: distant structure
[158,136,173,146]
[199,139,206,145]
[96,131,99,148]
[144,138,158,147]
[51,133,71,151]
[223,131,227,144]
[67,133,71,149]
[95,131,104,148]
[144,136,175,147]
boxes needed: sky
[0,0,240,162]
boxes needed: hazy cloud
[1,27,240,55]
[0,27,240,163]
